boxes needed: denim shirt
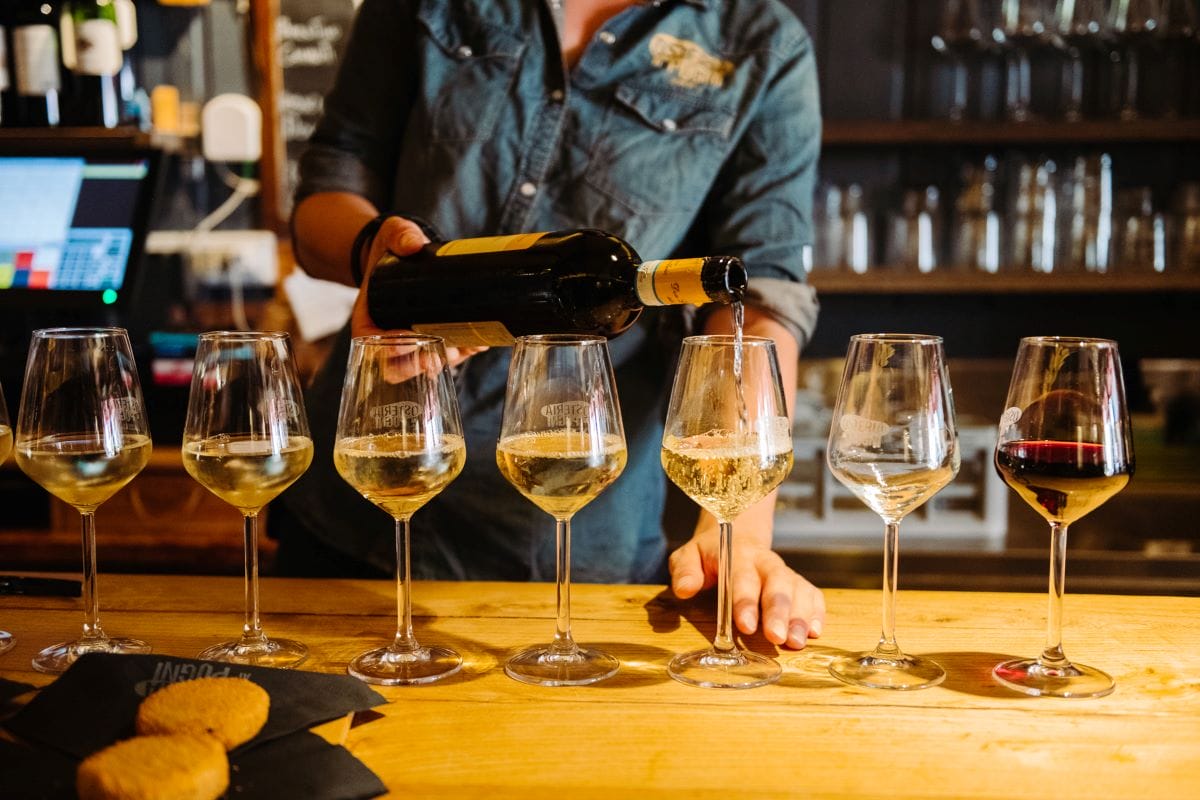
[283,0,821,582]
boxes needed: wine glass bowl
[496,334,626,686]
[825,334,960,690]
[992,336,1133,698]
[14,328,152,673]
[0,385,14,655]
[334,334,466,685]
[661,335,794,689]
[182,332,313,668]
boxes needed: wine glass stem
[1040,521,1071,669]
[552,517,576,654]
[240,512,266,646]
[1121,46,1140,119]
[877,521,902,657]
[392,515,420,654]
[79,511,106,642]
[713,520,735,654]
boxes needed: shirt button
[456,45,473,58]
[661,118,677,132]
[550,89,564,102]
[519,182,537,197]
[598,31,616,45]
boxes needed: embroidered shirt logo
[649,33,733,89]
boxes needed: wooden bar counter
[2,575,1198,798]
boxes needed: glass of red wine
[993,336,1134,698]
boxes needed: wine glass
[182,332,313,668]
[14,328,152,673]
[661,335,794,689]
[826,334,960,690]
[932,0,990,121]
[1110,0,1164,119]
[993,0,1055,121]
[334,335,466,684]
[993,336,1133,698]
[496,335,627,686]
[1054,0,1113,120]
[0,384,14,656]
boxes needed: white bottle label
[74,18,123,76]
[0,28,9,92]
[13,26,62,95]
[115,0,138,50]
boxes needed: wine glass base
[349,645,462,686]
[0,631,13,656]
[198,637,308,669]
[668,648,781,690]
[829,651,945,690]
[32,636,151,675]
[505,645,619,687]
[993,658,1114,698]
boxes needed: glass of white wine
[15,328,152,673]
[334,334,466,684]
[182,331,313,668]
[661,335,794,689]
[826,333,960,690]
[497,335,627,686]
[1,383,15,656]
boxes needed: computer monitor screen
[0,149,159,310]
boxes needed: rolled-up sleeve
[295,0,417,210]
[700,29,822,350]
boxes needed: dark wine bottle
[366,228,748,346]
[64,0,122,128]
[9,1,63,127]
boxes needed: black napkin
[4,653,386,758]
[0,734,387,800]
[1,676,38,709]
[1,653,390,800]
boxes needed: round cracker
[135,676,270,750]
[77,734,228,800]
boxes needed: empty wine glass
[1110,0,1164,119]
[994,337,1133,697]
[662,335,794,689]
[1054,0,1113,120]
[497,335,627,686]
[994,0,1056,121]
[334,335,466,684]
[182,332,313,668]
[826,334,960,690]
[933,0,991,121]
[0,384,14,656]
[15,328,152,673]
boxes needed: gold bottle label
[411,321,516,347]
[435,232,547,257]
[636,258,709,306]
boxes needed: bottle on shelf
[365,228,748,346]
[62,0,123,128]
[9,1,64,127]
[0,10,12,127]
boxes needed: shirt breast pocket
[585,83,735,216]
[417,9,525,143]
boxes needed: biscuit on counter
[76,734,228,800]
[135,676,270,750]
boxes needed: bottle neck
[636,257,745,306]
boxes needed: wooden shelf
[822,119,1200,147]
[809,270,1200,294]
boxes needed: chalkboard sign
[275,0,358,219]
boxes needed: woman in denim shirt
[278,0,826,649]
